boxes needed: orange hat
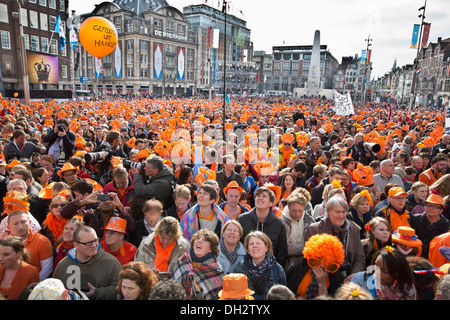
[352,164,374,187]
[57,162,78,177]
[39,183,55,200]
[6,160,21,169]
[75,136,89,151]
[223,181,243,195]
[423,194,445,208]
[218,274,254,299]
[388,186,407,198]
[104,217,127,234]
[136,148,151,161]
[3,191,30,213]
[194,167,216,186]
[264,183,281,206]
[392,226,422,248]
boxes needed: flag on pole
[54,13,66,50]
[422,23,431,48]
[69,26,78,50]
[411,24,420,48]
[225,93,231,104]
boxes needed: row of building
[0,0,448,106]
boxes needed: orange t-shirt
[24,231,54,272]
[0,260,39,300]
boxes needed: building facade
[263,45,339,94]
[0,0,71,97]
[72,0,197,97]
[333,54,372,101]
[182,3,254,96]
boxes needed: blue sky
[70,0,450,79]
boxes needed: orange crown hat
[254,160,277,176]
[352,164,374,187]
[194,167,216,187]
[103,217,127,234]
[3,191,30,214]
[302,233,345,266]
[218,274,255,300]
[223,181,243,195]
[75,136,89,151]
[136,148,151,161]
[110,156,123,168]
[57,162,78,177]
[281,133,295,144]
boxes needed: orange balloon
[78,16,118,58]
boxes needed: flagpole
[222,0,227,138]
[410,0,427,112]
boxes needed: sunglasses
[52,203,65,208]
[307,257,340,273]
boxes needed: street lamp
[410,0,428,110]
[13,0,30,105]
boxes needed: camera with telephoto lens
[58,125,66,132]
[123,159,145,171]
[84,151,110,164]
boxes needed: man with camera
[41,119,76,169]
[132,155,176,209]
[87,130,127,184]
[60,179,135,240]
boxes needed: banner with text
[334,90,355,116]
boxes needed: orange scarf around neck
[43,213,68,243]
[154,234,176,272]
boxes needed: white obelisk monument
[307,30,321,97]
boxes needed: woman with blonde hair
[406,181,429,215]
[312,184,346,219]
[234,231,287,300]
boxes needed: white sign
[334,90,354,116]
[154,30,187,42]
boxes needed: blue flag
[225,93,231,104]
[54,13,66,50]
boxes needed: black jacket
[410,212,450,258]
[41,129,76,164]
[237,208,288,267]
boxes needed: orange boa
[279,145,294,168]
[388,208,410,233]
[153,235,176,272]
[43,213,68,243]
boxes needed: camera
[58,125,66,132]
[85,151,110,164]
[123,159,145,171]
[97,194,112,201]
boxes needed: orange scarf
[154,235,176,272]
[43,213,68,243]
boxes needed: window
[31,35,40,51]
[140,54,148,65]
[140,40,148,51]
[62,65,68,78]
[49,15,56,31]
[140,68,148,78]
[60,0,65,12]
[154,18,162,29]
[30,10,39,29]
[167,21,173,31]
[29,0,37,3]
[127,53,133,64]
[50,39,57,54]
[126,40,133,50]
[40,13,48,31]
[41,37,49,53]
[127,67,134,77]
[178,24,185,35]
[0,4,9,24]
[39,0,47,6]
[48,0,56,9]
[24,34,29,50]
[1,31,11,49]
[21,8,28,27]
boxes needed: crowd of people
[0,94,450,301]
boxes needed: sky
[69,0,450,79]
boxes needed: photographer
[346,133,376,166]
[89,130,127,184]
[41,119,76,169]
[132,155,175,209]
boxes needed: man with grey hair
[436,274,450,300]
[132,155,175,208]
[373,159,405,193]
